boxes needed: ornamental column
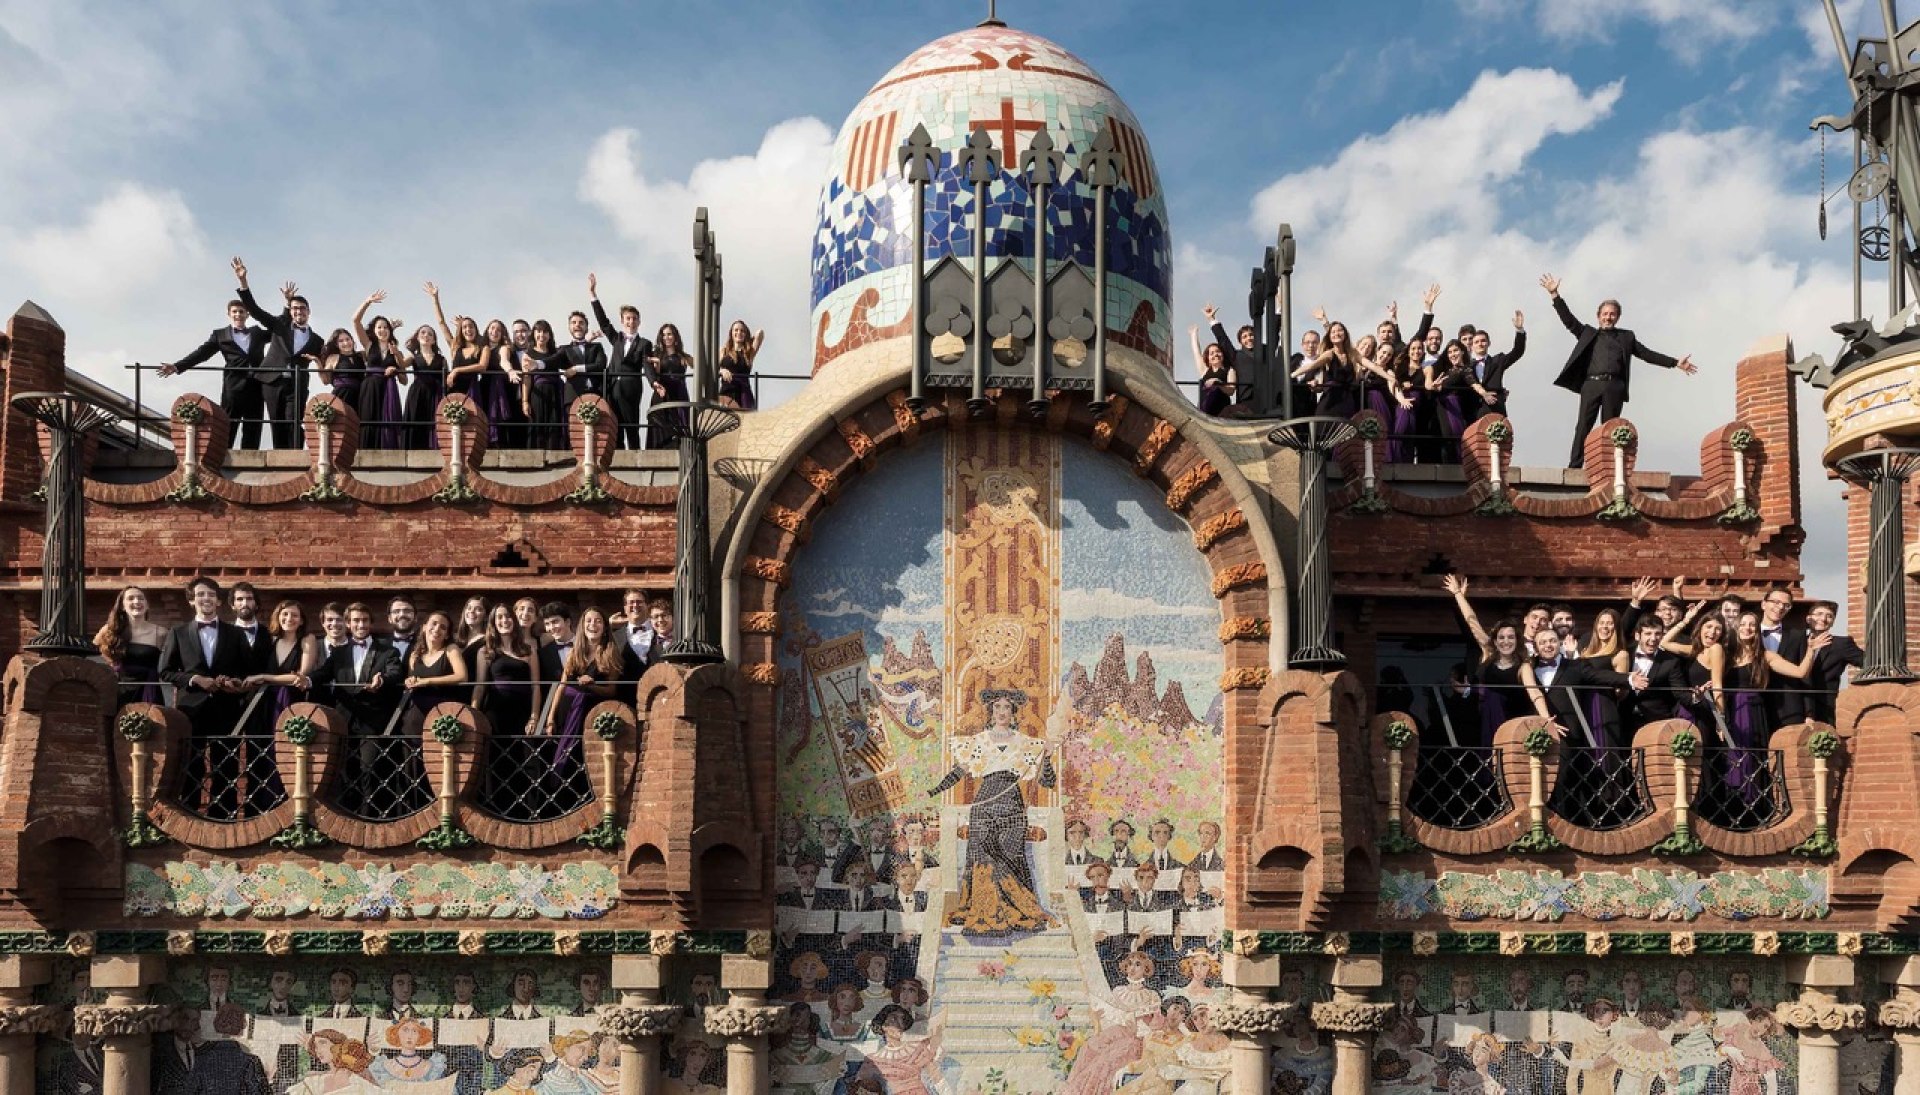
[0,957,54,1095]
[1312,958,1393,1095]
[1217,953,1291,1094]
[73,956,169,1095]
[600,955,683,1095]
[1837,449,1920,681]
[705,951,785,1095]
[1777,956,1865,1095]
[1877,958,1920,1095]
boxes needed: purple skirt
[1366,388,1419,464]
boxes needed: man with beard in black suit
[157,284,270,449]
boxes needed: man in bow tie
[309,602,403,739]
[589,272,655,449]
[157,284,269,450]
[234,256,321,449]
[538,602,577,694]
[158,576,253,817]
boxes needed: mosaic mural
[810,23,1174,371]
[770,433,1225,1092]
[32,954,725,1094]
[1379,870,1831,923]
[1268,957,1867,1095]
[125,861,621,921]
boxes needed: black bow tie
[352,640,368,648]
[197,621,219,630]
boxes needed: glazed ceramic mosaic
[124,861,621,921]
[768,434,1226,1093]
[810,23,1174,372]
[1378,869,1830,923]
[1274,957,1836,1095]
[32,955,733,1094]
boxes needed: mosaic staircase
[927,921,1090,1091]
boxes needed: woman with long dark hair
[1709,611,1827,808]
[646,323,692,448]
[95,585,168,706]
[1424,338,1478,463]
[315,328,366,413]
[245,600,322,720]
[1292,311,1360,418]
[1445,574,1553,744]
[550,607,621,773]
[521,319,567,449]
[1188,325,1235,417]
[717,319,762,410]
[401,324,448,449]
[401,611,470,740]
[351,291,407,450]
[474,319,524,446]
[424,283,487,427]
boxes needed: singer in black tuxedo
[160,302,269,449]
[158,614,254,818]
[555,310,610,408]
[1541,275,1694,468]
[235,258,326,449]
[311,635,404,737]
[591,280,656,449]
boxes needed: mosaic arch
[810,22,1175,372]
[762,426,1228,1094]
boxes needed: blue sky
[0,0,1871,606]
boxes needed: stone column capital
[1310,1001,1396,1034]
[1775,993,1867,1034]
[0,1003,67,1035]
[702,1004,789,1039]
[1876,988,1920,1031]
[1212,1002,1302,1038]
[599,1004,686,1040]
[72,1003,172,1038]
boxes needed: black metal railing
[1695,747,1790,833]
[1550,746,1654,831]
[329,735,432,822]
[176,735,288,822]
[476,733,594,823]
[1406,746,1513,830]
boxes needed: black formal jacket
[592,300,657,387]
[239,287,323,384]
[1469,329,1526,398]
[556,339,610,401]
[157,620,252,712]
[1803,634,1864,725]
[1535,657,1633,746]
[310,638,404,731]
[1550,296,1677,400]
[171,325,268,395]
[611,624,658,683]
[1621,648,1693,728]
[231,621,275,675]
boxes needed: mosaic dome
[808,21,1173,374]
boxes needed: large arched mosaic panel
[768,428,1226,1092]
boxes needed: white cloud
[580,119,834,361]
[1223,66,1854,606]
[4,183,207,302]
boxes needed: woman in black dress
[1292,312,1360,419]
[94,585,168,706]
[1424,339,1483,463]
[1188,325,1235,417]
[316,328,366,413]
[926,688,1062,934]
[400,611,470,739]
[425,283,486,420]
[718,320,763,410]
[520,319,568,450]
[1445,574,1553,745]
[475,603,542,736]
[402,324,448,450]
[244,600,322,721]
[351,291,407,451]
[453,596,489,663]
[646,323,692,448]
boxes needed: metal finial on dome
[979,0,1005,27]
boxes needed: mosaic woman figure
[1064,950,1165,1095]
[927,687,1061,934]
[291,1030,381,1094]
[371,1017,447,1085]
[861,1004,945,1095]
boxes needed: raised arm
[1442,574,1492,657]
[588,273,620,343]
[1411,283,1439,344]
[1505,314,1526,363]
[1660,600,1705,655]
[233,257,291,338]
[1540,274,1583,337]
[424,282,456,349]
[1188,325,1205,376]
[351,291,385,350]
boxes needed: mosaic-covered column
[1777,956,1865,1095]
[1313,959,1393,1095]
[0,956,54,1095]
[602,955,680,1095]
[1218,953,1287,1094]
[1878,959,1920,1095]
[73,956,170,1095]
